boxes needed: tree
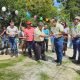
[0,0,27,26]
[26,0,57,18]
[62,0,80,21]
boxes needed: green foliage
[26,0,57,18]
[62,0,80,21]
[0,0,27,26]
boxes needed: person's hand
[9,32,15,36]
[39,34,46,37]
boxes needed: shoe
[10,53,14,57]
[54,60,58,62]
[69,57,75,59]
[52,50,55,52]
[15,54,18,57]
[29,55,32,58]
[76,61,80,64]
[42,58,47,61]
[56,63,62,66]
[0,51,4,55]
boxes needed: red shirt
[24,27,34,41]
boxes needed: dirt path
[5,48,80,80]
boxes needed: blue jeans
[2,38,8,49]
[72,38,80,61]
[54,37,64,63]
[50,36,55,51]
[9,37,18,54]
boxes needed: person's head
[38,22,44,30]
[61,22,67,28]
[21,26,25,31]
[44,25,48,29]
[10,21,14,28]
[26,21,32,28]
[50,18,57,27]
[74,16,80,25]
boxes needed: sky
[54,0,61,8]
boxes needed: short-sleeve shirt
[42,29,49,39]
[51,22,64,37]
[7,26,18,37]
[24,27,34,41]
[70,23,80,37]
[34,27,45,41]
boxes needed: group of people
[0,16,80,66]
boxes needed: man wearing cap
[24,21,35,58]
[34,22,46,61]
[69,16,80,64]
[6,21,18,57]
[50,18,64,66]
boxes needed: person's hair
[38,22,44,27]
[61,22,67,28]
[21,22,27,27]
[51,18,57,23]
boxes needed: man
[24,21,34,58]
[34,22,46,61]
[69,16,80,64]
[50,19,64,66]
[43,25,49,52]
[6,21,18,57]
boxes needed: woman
[61,22,69,56]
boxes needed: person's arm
[57,24,64,37]
[0,30,6,36]
[76,25,80,37]
[50,28,54,36]
[15,27,18,35]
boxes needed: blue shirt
[43,29,49,39]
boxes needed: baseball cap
[75,16,80,20]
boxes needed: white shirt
[34,27,45,41]
[64,27,69,34]
[7,26,18,37]
[51,22,64,37]
[70,23,80,37]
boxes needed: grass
[75,74,80,80]
[0,69,21,80]
[24,62,38,67]
[62,60,72,65]
[0,55,26,68]
[40,72,53,80]
[0,55,25,80]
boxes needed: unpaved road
[3,48,80,80]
